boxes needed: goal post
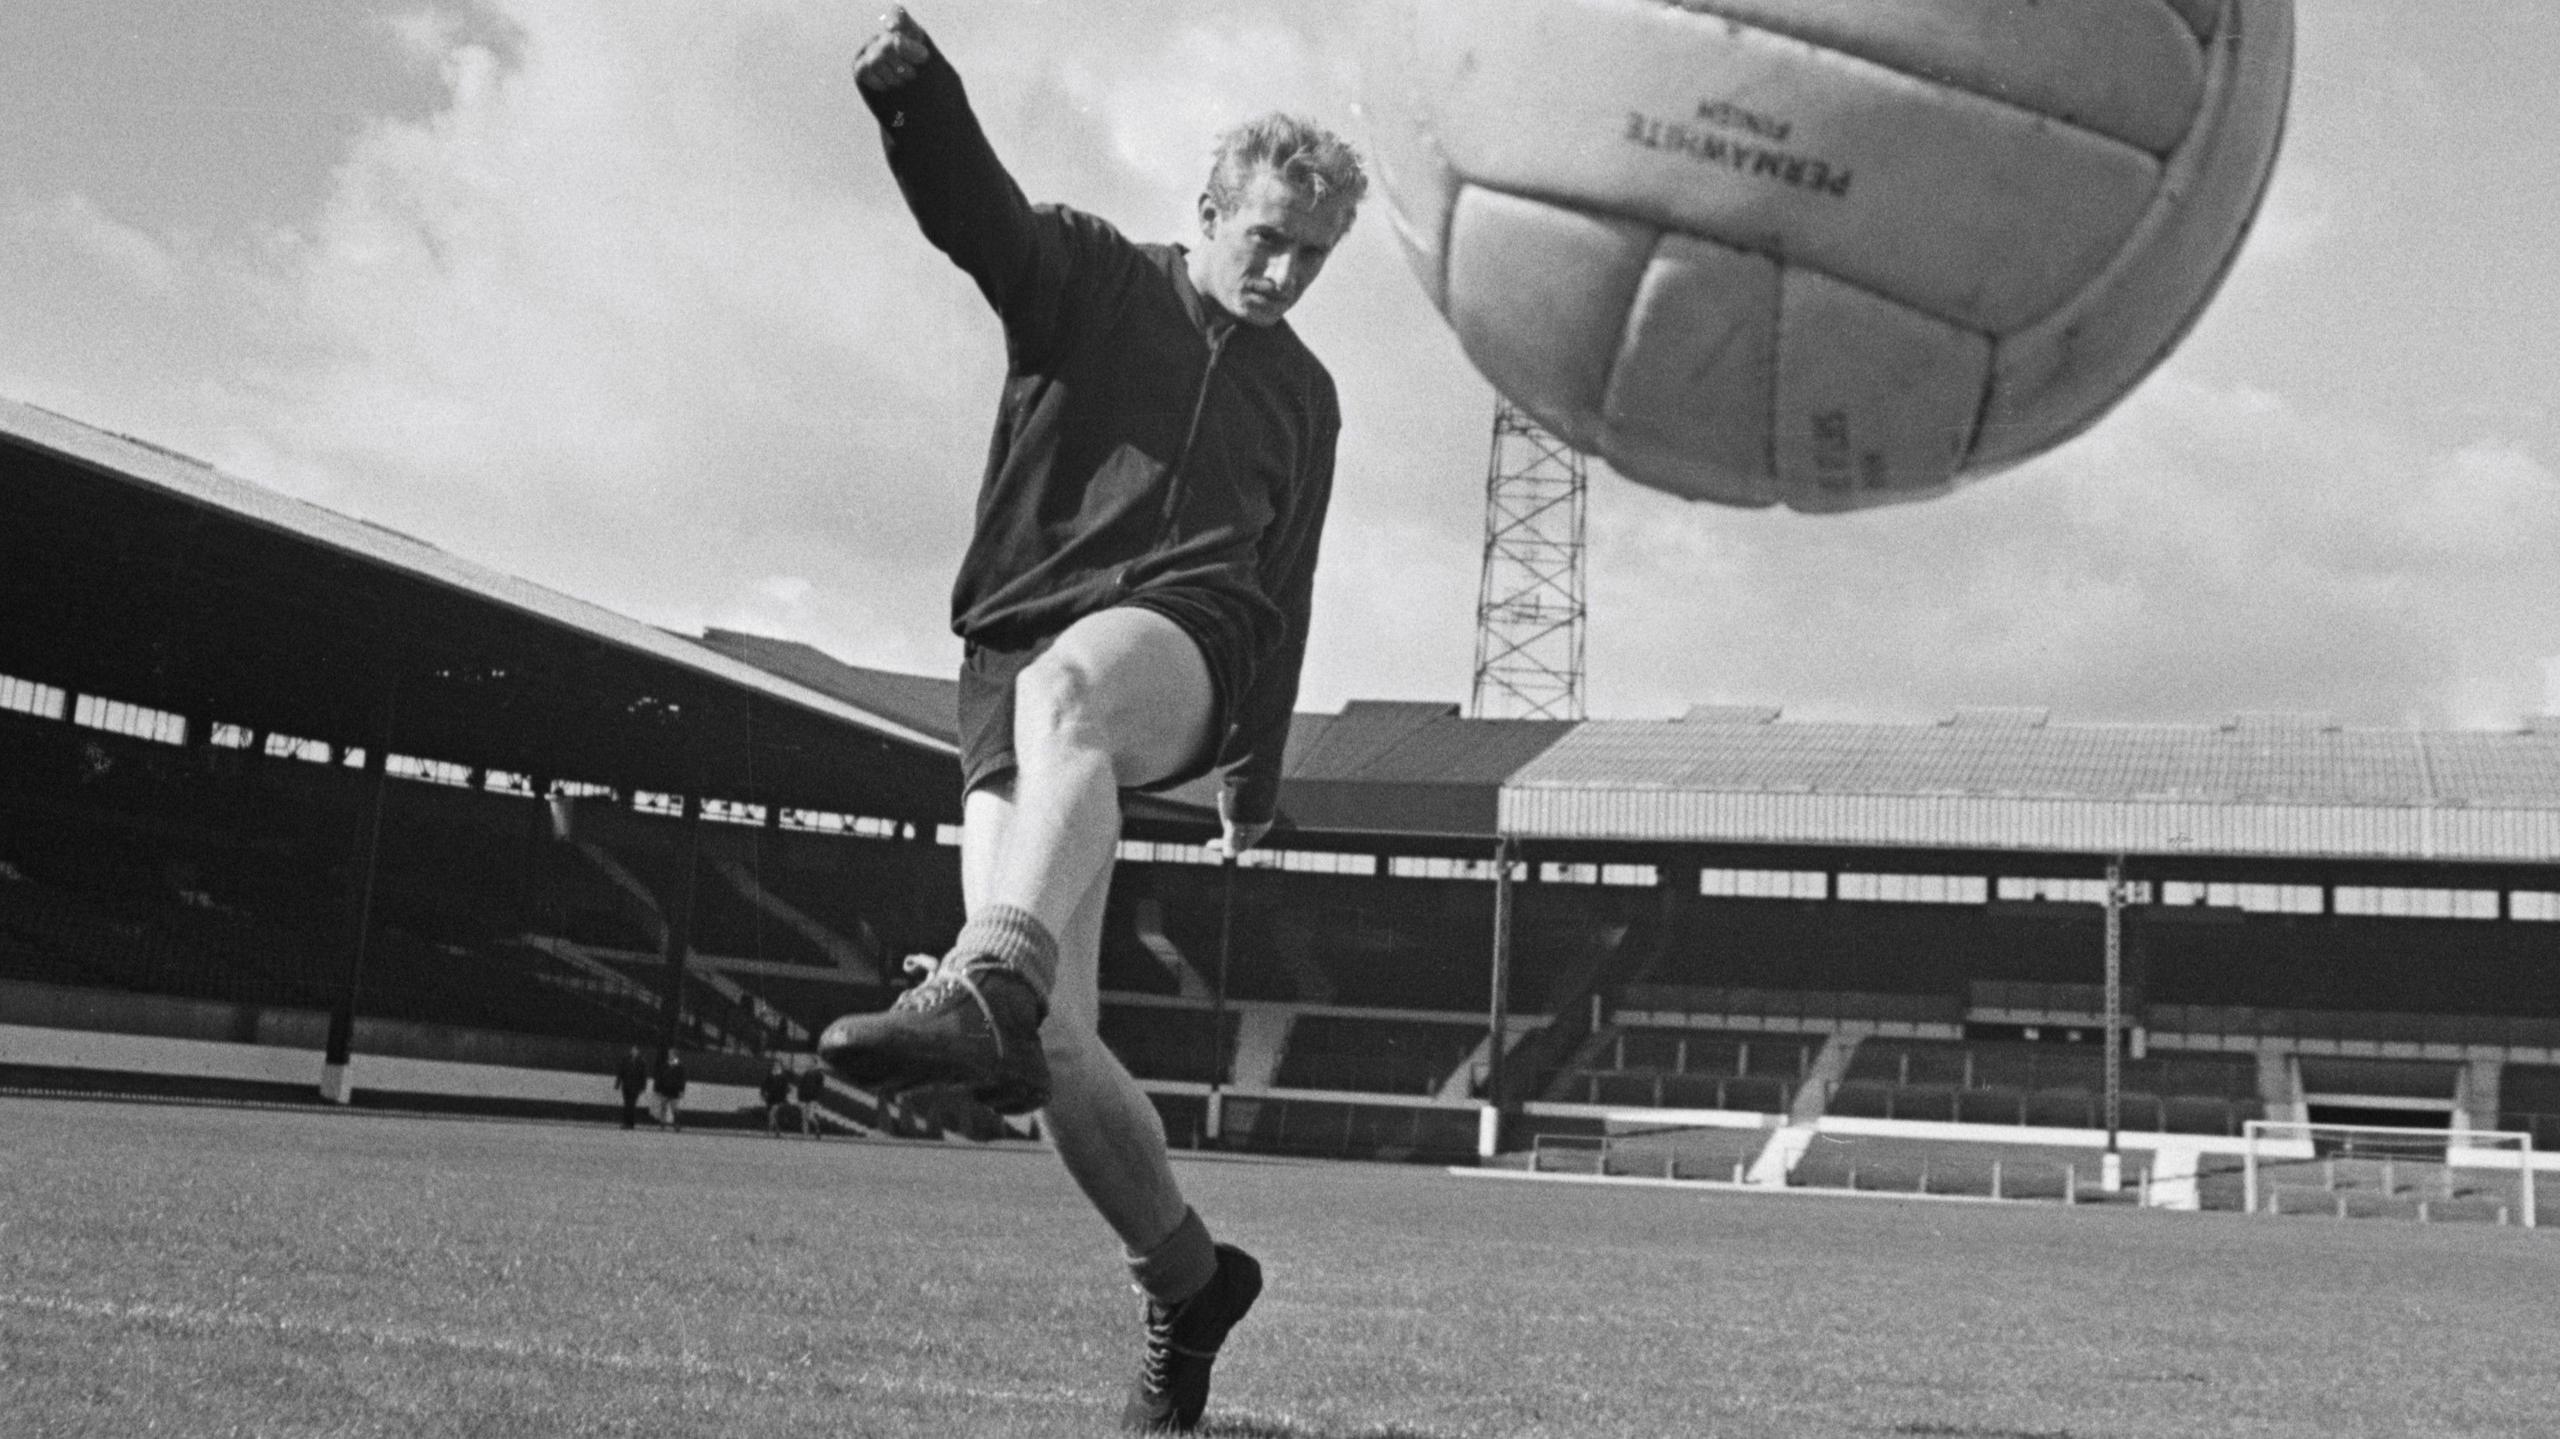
[2241,1119,2536,1228]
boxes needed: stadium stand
[1098,1003,1239,1086]
[1826,1038,2262,1135]
[1271,1013,1484,1095]
[13,394,2560,1185]
[2500,1064,2560,1150]
[1545,1025,1814,1113]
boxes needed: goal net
[2241,1119,2537,1227]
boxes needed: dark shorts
[956,588,1259,799]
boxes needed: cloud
[7,191,180,294]
[197,0,1453,694]
[12,0,2551,738]
[200,0,992,669]
[1566,371,2560,728]
[2236,155,2333,266]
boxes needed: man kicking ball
[818,8,1365,1431]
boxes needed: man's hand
[854,7,932,92]
[1206,787,1271,861]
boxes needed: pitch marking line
[0,1291,1096,1407]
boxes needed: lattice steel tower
[1470,401,1589,721]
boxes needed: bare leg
[965,782,1188,1255]
[981,607,1216,939]
[957,608,1213,1258]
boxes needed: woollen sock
[1126,1206,1218,1309]
[950,903,1060,1001]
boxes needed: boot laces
[1137,1297,1180,1394]
[893,953,1012,1058]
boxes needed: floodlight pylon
[1470,402,1588,721]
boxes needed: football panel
[1354,0,1463,312]
[1774,268,1991,512]
[2160,0,2226,40]
[1409,0,2162,335]
[1598,235,1780,508]
[1673,0,2206,155]
[1972,0,2291,470]
[1445,185,1657,453]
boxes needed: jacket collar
[1166,242,1285,347]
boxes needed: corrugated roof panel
[1362,715,1574,785]
[1494,787,2531,860]
[1506,719,2544,809]
[2427,732,2560,807]
[5,398,955,757]
[695,630,958,744]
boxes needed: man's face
[1192,167,1354,327]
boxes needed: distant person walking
[795,1060,830,1138]
[761,1058,794,1136]
[614,1046,651,1130]
[651,1049,688,1132]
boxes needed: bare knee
[1014,655,1112,763]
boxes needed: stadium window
[2334,886,2499,921]
[1240,849,1377,876]
[73,694,186,747]
[1119,840,1208,866]
[1701,868,1826,900]
[265,732,332,765]
[2245,883,2323,914]
[632,790,686,818]
[700,798,767,827]
[783,808,847,835]
[935,824,964,847]
[779,808,899,838]
[1837,872,1987,905]
[2160,881,2320,913]
[1538,862,1660,887]
[207,723,255,750]
[388,754,473,788]
[2002,877,2096,905]
[1999,877,2158,906]
[0,674,67,721]
[1387,856,1526,882]
[340,747,366,768]
[481,770,535,797]
[2511,892,2560,922]
[549,780,614,801]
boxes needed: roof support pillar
[1480,835,1519,1159]
[658,793,704,1058]
[322,685,396,1105]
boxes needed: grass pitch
[2,1096,2554,1438]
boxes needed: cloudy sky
[4,1,2557,730]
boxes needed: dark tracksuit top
[863,53,1339,827]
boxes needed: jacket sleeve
[861,50,1077,348]
[1219,386,1341,828]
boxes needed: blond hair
[1205,113,1368,218]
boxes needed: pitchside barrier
[1527,1125,2141,1203]
[2239,1119,2537,1227]
[1529,1129,1759,1184]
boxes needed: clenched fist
[855,7,933,92]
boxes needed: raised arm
[854,7,1044,313]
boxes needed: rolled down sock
[1126,1206,1218,1309]
[951,903,1059,1000]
